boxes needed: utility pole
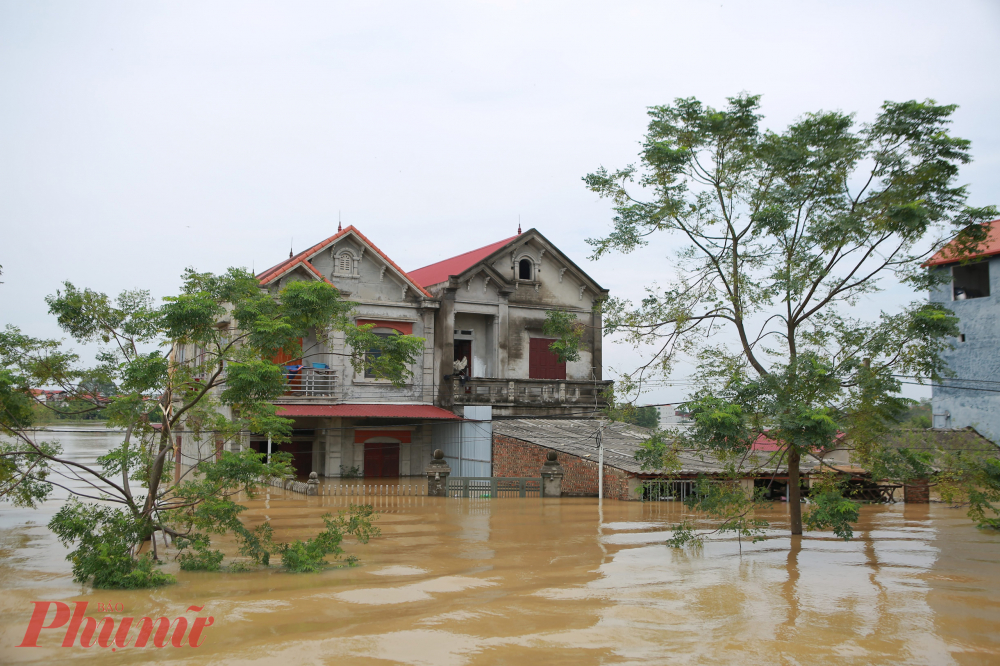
[597,420,605,499]
[267,434,272,465]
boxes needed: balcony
[274,366,338,401]
[451,377,612,416]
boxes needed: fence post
[540,451,564,498]
[425,449,451,497]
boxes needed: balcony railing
[282,366,338,397]
[452,377,612,407]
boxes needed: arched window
[339,253,353,274]
[518,258,533,280]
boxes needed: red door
[364,442,400,477]
[529,338,566,379]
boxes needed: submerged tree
[0,267,418,586]
[586,94,997,539]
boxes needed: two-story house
[175,224,611,479]
[926,219,1000,443]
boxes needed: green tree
[1,267,418,586]
[585,94,996,540]
[622,405,659,428]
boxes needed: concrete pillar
[903,478,930,503]
[592,305,603,380]
[498,295,509,378]
[436,289,457,407]
[540,450,564,498]
[425,449,452,497]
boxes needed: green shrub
[49,499,174,588]
[177,536,225,571]
[281,506,380,573]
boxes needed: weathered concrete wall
[492,433,634,500]
[930,256,1000,443]
[506,305,595,380]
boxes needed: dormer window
[518,258,533,280]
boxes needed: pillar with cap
[426,449,451,497]
[540,450,564,498]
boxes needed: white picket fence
[265,476,427,496]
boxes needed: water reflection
[0,427,999,664]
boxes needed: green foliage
[900,399,932,429]
[0,439,59,508]
[349,324,425,386]
[623,405,659,428]
[666,478,768,551]
[340,465,362,478]
[542,310,585,363]
[585,93,995,538]
[2,266,401,587]
[803,474,861,540]
[176,535,225,572]
[280,508,376,573]
[864,442,935,484]
[634,430,681,473]
[937,452,1000,530]
[48,499,174,589]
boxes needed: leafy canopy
[2,267,411,586]
[586,94,996,540]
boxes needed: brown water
[1,426,999,665]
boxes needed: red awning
[275,404,462,420]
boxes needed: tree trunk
[142,428,172,518]
[788,447,802,535]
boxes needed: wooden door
[528,338,566,379]
[364,442,400,477]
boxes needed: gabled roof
[408,228,607,295]
[408,235,518,288]
[924,219,1000,267]
[256,226,432,298]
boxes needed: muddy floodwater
[1,426,999,665]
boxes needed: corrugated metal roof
[407,235,518,288]
[493,419,827,476]
[276,404,461,419]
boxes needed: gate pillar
[540,450,564,498]
[426,449,451,497]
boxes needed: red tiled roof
[275,404,462,419]
[256,226,432,298]
[924,219,1000,267]
[408,235,519,288]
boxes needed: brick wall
[903,478,930,503]
[492,433,635,500]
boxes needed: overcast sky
[2,1,998,403]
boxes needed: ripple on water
[333,575,496,605]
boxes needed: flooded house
[174,224,611,478]
[925,218,1000,444]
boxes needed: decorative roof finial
[289,237,293,258]
[338,210,342,232]
[518,214,521,235]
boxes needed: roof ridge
[409,235,519,273]
[407,234,520,288]
[255,225,432,298]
